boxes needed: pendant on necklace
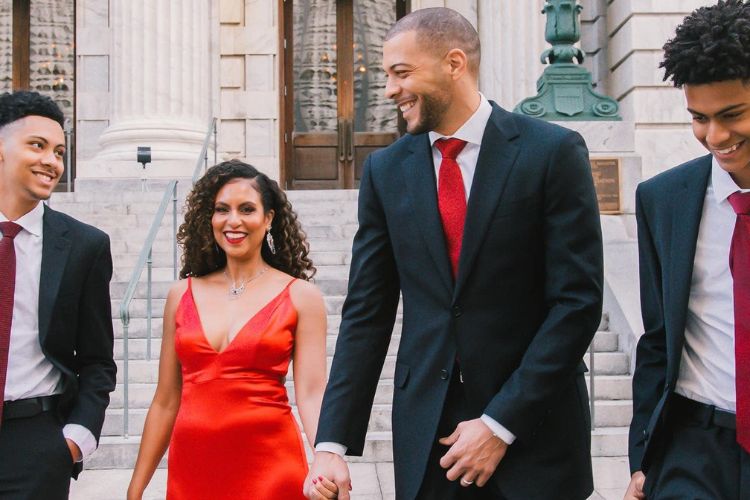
[229,283,245,299]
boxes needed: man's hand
[439,418,507,487]
[623,471,646,500]
[303,451,352,500]
[65,438,82,463]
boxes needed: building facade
[1,0,711,186]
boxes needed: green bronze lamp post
[514,0,621,121]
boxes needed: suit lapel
[666,156,711,377]
[403,134,454,294]
[454,105,520,297]
[39,206,71,346]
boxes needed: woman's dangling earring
[266,227,276,254]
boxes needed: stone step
[110,312,401,339]
[109,380,396,410]
[109,266,352,299]
[103,398,631,440]
[87,431,392,469]
[591,426,629,457]
[112,329,618,360]
[87,425,627,470]
[114,350,628,390]
[108,373,632,414]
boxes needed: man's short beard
[407,92,450,135]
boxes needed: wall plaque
[590,158,621,214]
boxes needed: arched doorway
[280,0,409,189]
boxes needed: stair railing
[118,118,217,437]
[589,341,595,430]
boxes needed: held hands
[304,451,352,500]
[623,471,646,500]
[439,418,508,488]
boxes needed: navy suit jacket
[317,103,603,499]
[628,154,713,473]
[40,205,117,476]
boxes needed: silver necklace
[224,266,268,299]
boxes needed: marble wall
[70,0,719,181]
[218,0,279,178]
[606,0,711,179]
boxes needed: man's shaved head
[385,7,480,76]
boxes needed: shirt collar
[0,202,44,237]
[711,155,750,205]
[428,93,492,147]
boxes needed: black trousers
[417,368,506,500]
[644,396,750,500]
[0,411,72,500]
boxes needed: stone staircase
[49,183,632,469]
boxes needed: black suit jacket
[628,154,713,474]
[317,103,603,500]
[40,205,116,476]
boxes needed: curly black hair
[177,160,316,280]
[0,91,65,130]
[661,0,750,87]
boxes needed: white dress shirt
[674,157,750,412]
[317,94,516,457]
[1,203,96,459]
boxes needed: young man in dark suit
[626,1,750,498]
[304,8,603,500]
[0,91,116,499]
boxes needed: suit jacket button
[452,305,462,318]
[440,369,449,380]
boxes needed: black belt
[670,393,736,430]
[2,396,58,421]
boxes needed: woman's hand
[310,475,340,499]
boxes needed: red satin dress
[166,278,307,499]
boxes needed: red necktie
[436,138,468,279]
[0,221,22,424]
[729,192,750,452]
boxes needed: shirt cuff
[480,414,516,445]
[62,424,97,461]
[315,442,347,456]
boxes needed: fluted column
[478,0,546,110]
[97,0,210,167]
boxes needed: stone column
[95,0,211,177]
[477,0,546,110]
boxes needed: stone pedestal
[83,0,212,178]
[556,120,643,360]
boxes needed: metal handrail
[118,118,217,437]
[192,118,218,184]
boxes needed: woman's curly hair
[661,0,750,87]
[177,160,316,280]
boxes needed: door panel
[284,0,404,190]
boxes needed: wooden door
[281,0,408,189]
[1,0,76,191]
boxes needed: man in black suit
[304,8,603,500]
[0,91,116,499]
[626,2,750,499]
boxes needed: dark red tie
[436,138,468,279]
[0,221,22,424]
[729,192,750,452]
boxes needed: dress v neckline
[187,277,295,354]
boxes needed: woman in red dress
[127,160,338,499]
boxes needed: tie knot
[435,138,467,161]
[0,221,22,239]
[729,192,750,215]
